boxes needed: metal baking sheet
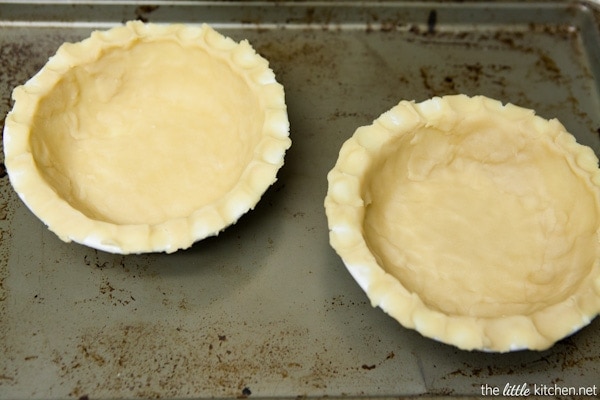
[1,1,599,399]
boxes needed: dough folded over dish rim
[325,94,600,352]
[3,21,291,254]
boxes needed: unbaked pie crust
[3,21,291,254]
[325,94,600,352]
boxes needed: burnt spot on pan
[284,7,337,30]
[82,250,129,272]
[379,19,401,33]
[134,5,159,23]
[239,386,252,398]
[435,325,599,389]
[535,53,563,82]
[0,42,39,131]
[54,323,312,398]
[324,294,369,313]
[427,9,438,34]
[364,12,409,34]
[419,63,513,98]
[356,350,396,374]
[253,35,337,82]
[0,39,26,385]
[0,257,13,388]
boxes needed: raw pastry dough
[325,95,600,352]
[4,21,290,254]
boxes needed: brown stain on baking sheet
[414,23,577,95]
[0,35,23,381]
[406,20,599,144]
[436,329,599,387]
[55,323,312,398]
[254,37,336,83]
[419,62,513,98]
[1,6,599,399]
[51,318,399,398]
[0,42,39,132]
[134,5,159,23]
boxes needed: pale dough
[31,41,262,225]
[325,95,600,351]
[363,124,597,318]
[4,22,290,253]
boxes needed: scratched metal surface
[1,1,599,399]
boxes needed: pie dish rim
[3,21,291,254]
[324,94,600,352]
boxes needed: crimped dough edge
[3,21,291,254]
[324,94,600,352]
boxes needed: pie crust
[3,21,291,254]
[325,94,600,352]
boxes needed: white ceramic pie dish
[325,94,600,352]
[3,21,291,254]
